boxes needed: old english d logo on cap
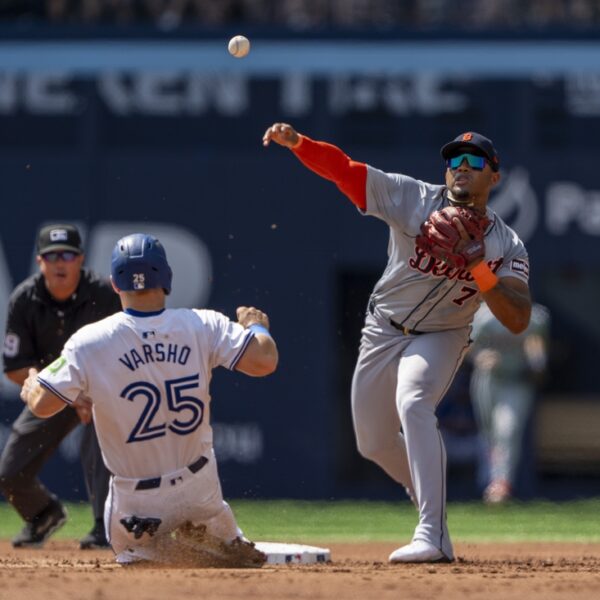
[440,131,500,171]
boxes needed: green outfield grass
[1,499,599,543]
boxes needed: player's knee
[398,396,431,426]
[355,437,389,465]
[355,438,373,461]
[204,502,241,542]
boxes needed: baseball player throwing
[20,233,278,567]
[263,124,532,563]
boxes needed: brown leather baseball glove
[416,206,490,269]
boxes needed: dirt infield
[1,540,599,600]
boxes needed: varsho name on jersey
[119,342,191,371]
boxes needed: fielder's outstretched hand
[262,123,300,148]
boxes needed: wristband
[248,323,271,337]
[470,262,499,292]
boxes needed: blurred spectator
[526,0,566,26]
[80,0,137,25]
[329,0,406,27]
[556,0,600,26]
[412,0,446,27]
[145,0,188,28]
[3,0,600,28]
[46,0,70,22]
[467,0,523,28]
[469,302,550,503]
[273,0,329,29]
[238,0,273,24]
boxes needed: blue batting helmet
[111,233,172,294]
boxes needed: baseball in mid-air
[228,35,250,58]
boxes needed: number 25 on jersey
[121,374,204,443]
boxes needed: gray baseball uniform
[273,128,529,561]
[353,167,529,559]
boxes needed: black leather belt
[134,456,209,491]
[368,300,424,336]
[389,320,425,336]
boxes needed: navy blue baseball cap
[441,132,500,172]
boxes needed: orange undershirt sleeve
[291,135,367,210]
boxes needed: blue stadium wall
[0,31,599,501]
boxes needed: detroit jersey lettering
[365,167,529,331]
[37,309,254,479]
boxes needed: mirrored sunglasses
[41,251,79,263]
[446,153,487,170]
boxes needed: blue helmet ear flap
[111,234,172,294]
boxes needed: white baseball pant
[104,448,242,564]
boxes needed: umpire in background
[0,224,121,548]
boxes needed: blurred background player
[0,224,121,548]
[20,233,278,566]
[469,302,550,503]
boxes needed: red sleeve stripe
[292,135,367,210]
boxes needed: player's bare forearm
[481,277,532,334]
[234,306,279,376]
[20,368,66,418]
[237,336,279,377]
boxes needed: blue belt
[134,456,208,491]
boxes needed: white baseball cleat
[388,540,453,564]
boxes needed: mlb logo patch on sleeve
[511,259,529,277]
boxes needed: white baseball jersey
[365,166,529,331]
[37,308,254,479]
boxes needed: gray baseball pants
[351,308,471,560]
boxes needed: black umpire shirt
[3,269,122,374]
